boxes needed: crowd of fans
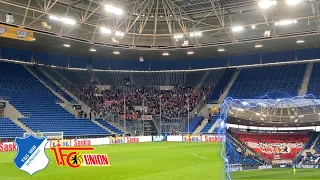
[78,85,207,120]
[234,132,308,161]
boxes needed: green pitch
[232,168,320,180]
[0,142,223,180]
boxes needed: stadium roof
[227,98,320,124]
[1,0,320,60]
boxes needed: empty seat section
[28,66,73,102]
[0,62,109,136]
[228,64,306,99]
[0,118,25,137]
[307,63,320,98]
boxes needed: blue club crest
[13,134,49,175]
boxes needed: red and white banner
[202,135,222,142]
[0,142,17,152]
[120,114,137,120]
[126,137,139,144]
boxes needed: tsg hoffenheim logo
[14,135,49,175]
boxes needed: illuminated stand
[221,93,320,180]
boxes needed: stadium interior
[0,0,320,179]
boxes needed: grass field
[0,142,223,180]
[232,168,320,180]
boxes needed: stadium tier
[28,66,74,102]
[233,132,309,163]
[182,116,204,133]
[302,133,320,165]
[226,136,262,166]
[96,119,123,134]
[0,117,25,138]
[0,62,109,136]
[228,64,306,99]
[201,114,219,133]
[307,63,320,98]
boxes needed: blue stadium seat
[307,63,320,98]
[182,116,204,133]
[28,66,74,102]
[0,118,25,137]
[201,115,220,133]
[226,137,262,165]
[228,64,306,99]
[0,62,110,137]
[96,119,123,134]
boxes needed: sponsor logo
[0,27,7,34]
[204,135,221,142]
[74,139,91,146]
[182,135,201,142]
[51,146,110,168]
[0,142,17,152]
[280,164,286,168]
[51,140,71,147]
[126,137,139,144]
[16,30,29,38]
[110,137,124,144]
[153,136,165,142]
[13,135,49,175]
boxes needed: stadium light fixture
[286,0,301,5]
[275,19,297,26]
[173,34,184,39]
[113,51,120,55]
[259,0,277,9]
[187,51,194,55]
[232,26,244,32]
[255,113,261,116]
[236,108,244,112]
[101,27,111,34]
[63,44,70,47]
[49,15,76,25]
[89,48,96,52]
[296,40,304,43]
[255,44,263,48]
[105,4,123,15]
[115,31,125,37]
[162,52,169,56]
[218,48,225,52]
[251,25,256,29]
[190,32,201,37]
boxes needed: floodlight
[105,5,123,15]
[259,0,277,9]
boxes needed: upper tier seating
[47,67,226,88]
[234,132,308,161]
[0,62,109,136]
[228,64,306,99]
[307,63,320,98]
[58,68,93,86]
[0,117,25,138]
[28,66,74,102]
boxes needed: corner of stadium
[0,0,320,180]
